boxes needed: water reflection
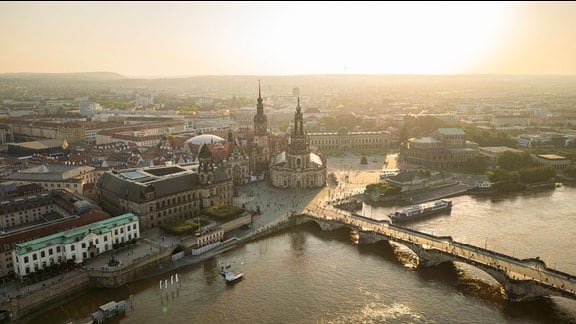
[25,187,576,324]
[201,258,218,284]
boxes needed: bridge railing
[311,212,576,289]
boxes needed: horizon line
[2,71,576,79]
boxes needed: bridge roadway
[299,205,576,301]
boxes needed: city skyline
[1,1,576,77]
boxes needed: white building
[79,102,102,118]
[12,213,139,278]
[135,94,154,107]
[533,154,571,170]
[5,165,98,195]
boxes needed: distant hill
[0,72,126,80]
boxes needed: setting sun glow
[1,1,575,76]
[247,2,512,75]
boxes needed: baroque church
[268,97,327,189]
[244,81,326,188]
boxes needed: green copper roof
[14,213,139,255]
[437,128,465,135]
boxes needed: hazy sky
[1,1,575,76]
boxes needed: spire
[256,80,263,109]
[254,79,267,135]
[293,95,304,136]
[297,96,301,112]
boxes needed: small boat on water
[90,300,127,323]
[220,271,245,284]
[389,199,452,223]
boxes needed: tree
[365,182,402,196]
[319,116,337,131]
[496,151,535,171]
[518,166,556,183]
[464,156,489,172]
[418,169,431,177]
[487,168,510,183]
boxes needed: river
[29,184,576,323]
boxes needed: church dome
[186,134,225,146]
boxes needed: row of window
[39,182,81,189]
[149,185,232,213]
[16,228,140,275]
[0,202,54,215]
[21,245,62,264]
[310,138,387,145]
[314,144,386,150]
[197,232,223,247]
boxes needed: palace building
[97,147,233,230]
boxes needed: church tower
[198,144,214,185]
[254,80,268,137]
[269,92,327,189]
[251,80,270,174]
[287,97,310,169]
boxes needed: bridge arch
[403,244,575,302]
[172,245,185,254]
[299,213,576,302]
[171,245,186,261]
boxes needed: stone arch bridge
[296,213,576,302]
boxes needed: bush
[565,165,576,177]
[493,181,526,192]
[365,182,402,196]
[203,204,246,222]
[160,218,204,235]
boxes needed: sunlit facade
[270,98,326,189]
[12,213,139,278]
[401,128,477,169]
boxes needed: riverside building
[400,128,478,169]
[97,149,233,230]
[12,213,139,279]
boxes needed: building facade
[97,156,233,230]
[534,154,571,170]
[12,213,138,278]
[4,164,99,195]
[270,98,327,189]
[308,130,397,153]
[400,128,477,169]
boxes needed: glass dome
[186,134,225,146]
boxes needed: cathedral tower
[251,80,271,174]
[287,97,310,169]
